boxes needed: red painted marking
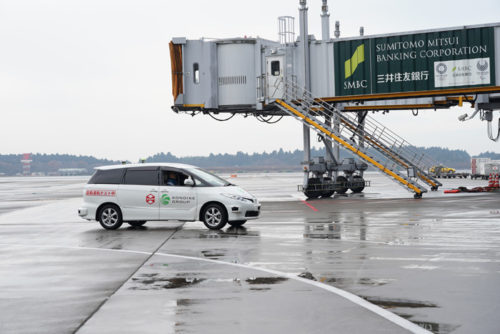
[86,190,116,197]
[301,200,318,212]
[146,194,156,205]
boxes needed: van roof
[96,163,197,170]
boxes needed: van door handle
[150,189,158,192]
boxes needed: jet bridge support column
[358,111,367,177]
[321,0,334,179]
[299,0,311,187]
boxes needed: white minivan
[78,163,260,230]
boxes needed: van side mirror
[184,179,194,186]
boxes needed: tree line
[0,148,497,176]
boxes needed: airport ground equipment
[170,0,500,198]
[274,78,441,198]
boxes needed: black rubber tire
[202,203,228,230]
[350,175,365,193]
[414,193,422,199]
[335,176,348,194]
[228,220,247,227]
[321,177,335,198]
[304,178,323,199]
[127,221,146,227]
[98,204,123,230]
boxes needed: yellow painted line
[276,99,422,194]
[321,86,500,103]
[183,104,205,108]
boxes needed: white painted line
[156,252,431,334]
[0,243,429,333]
[0,243,152,256]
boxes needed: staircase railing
[279,77,441,189]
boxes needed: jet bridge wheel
[349,175,365,193]
[304,178,323,199]
[414,193,423,199]
[335,176,349,194]
[321,177,335,198]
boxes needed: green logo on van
[161,194,171,205]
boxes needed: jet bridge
[170,0,500,198]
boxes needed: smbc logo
[344,44,368,89]
[161,194,171,205]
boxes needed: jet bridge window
[193,63,200,84]
[271,60,280,76]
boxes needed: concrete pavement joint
[71,226,182,334]
[0,242,429,333]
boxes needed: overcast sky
[1,0,499,161]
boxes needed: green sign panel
[334,27,496,96]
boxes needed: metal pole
[333,19,340,175]
[358,111,366,177]
[321,0,334,175]
[299,0,311,186]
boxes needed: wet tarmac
[0,174,499,333]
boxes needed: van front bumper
[226,201,261,221]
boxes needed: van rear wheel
[202,204,227,230]
[98,204,123,230]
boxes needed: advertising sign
[334,27,496,97]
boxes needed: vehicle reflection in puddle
[197,226,260,239]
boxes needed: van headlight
[221,193,254,203]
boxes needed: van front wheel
[202,204,227,230]
[98,204,123,230]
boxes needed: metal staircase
[274,78,442,198]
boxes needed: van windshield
[186,168,230,187]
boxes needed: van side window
[162,170,192,186]
[88,169,124,184]
[123,168,159,186]
[193,63,200,84]
[271,60,280,76]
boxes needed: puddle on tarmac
[197,228,260,239]
[325,277,394,287]
[130,273,204,290]
[176,299,205,306]
[360,296,438,308]
[249,287,271,291]
[201,249,227,258]
[396,313,460,334]
[360,296,460,334]
[245,277,288,285]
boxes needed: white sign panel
[434,57,490,88]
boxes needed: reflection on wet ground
[396,314,460,334]
[245,277,288,285]
[130,273,205,290]
[361,296,438,308]
[1,175,500,333]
